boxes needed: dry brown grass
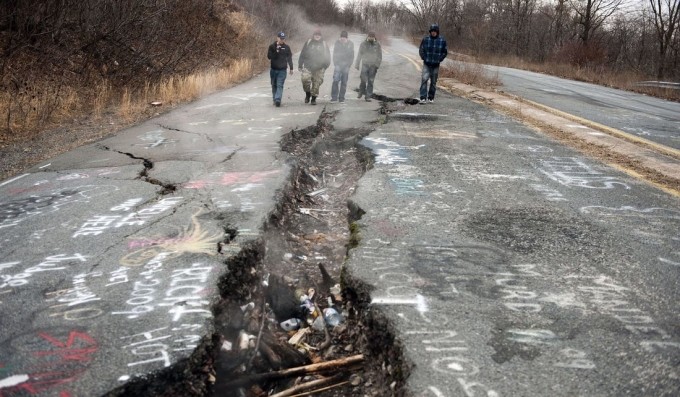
[117,57,255,120]
[0,56,261,143]
[440,61,501,88]
[478,54,680,102]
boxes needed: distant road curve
[482,64,680,150]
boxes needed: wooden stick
[269,374,344,397]
[220,354,364,388]
[248,298,268,369]
[289,381,350,397]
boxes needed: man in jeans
[419,24,448,104]
[267,31,293,107]
[298,28,331,105]
[355,31,382,102]
[330,31,354,103]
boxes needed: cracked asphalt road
[1,35,678,397]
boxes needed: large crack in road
[105,106,410,396]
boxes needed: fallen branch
[269,374,344,397]
[248,298,268,370]
[220,354,364,388]
[289,380,350,397]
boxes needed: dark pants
[359,64,378,98]
[270,68,287,102]
[420,64,439,100]
[331,66,350,101]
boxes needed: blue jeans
[420,64,439,100]
[331,66,350,101]
[270,68,287,102]
[359,64,378,98]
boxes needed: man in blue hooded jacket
[418,24,448,104]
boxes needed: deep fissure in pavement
[207,109,409,396]
[106,107,410,396]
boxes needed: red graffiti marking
[34,331,98,363]
[0,369,85,395]
[0,331,97,397]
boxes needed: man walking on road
[330,31,354,103]
[298,28,331,105]
[267,32,294,107]
[355,32,382,102]
[419,24,447,104]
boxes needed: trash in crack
[210,114,406,396]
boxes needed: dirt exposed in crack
[208,109,410,397]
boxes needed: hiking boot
[305,92,311,103]
[311,96,317,105]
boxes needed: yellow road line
[519,98,680,160]
[607,163,680,198]
[398,53,422,72]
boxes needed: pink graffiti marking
[184,170,280,189]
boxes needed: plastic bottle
[323,308,344,327]
[280,318,302,331]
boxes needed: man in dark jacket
[330,31,354,103]
[298,28,331,105]
[267,31,294,107]
[355,31,382,102]
[419,24,448,104]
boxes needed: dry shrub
[0,3,266,141]
[111,57,258,124]
[440,62,501,88]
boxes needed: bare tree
[648,0,680,78]
[406,0,457,30]
[569,0,623,44]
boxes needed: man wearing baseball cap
[267,31,294,107]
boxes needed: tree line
[243,0,679,80]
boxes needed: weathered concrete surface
[346,87,680,395]
[0,71,320,395]
[1,34,679,397]
[439,79,680,193]
[482,64,680,150]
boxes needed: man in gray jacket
[330,31,354,103]
[355,31,382,102]
[298,28,331,105]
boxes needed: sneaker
[357,92,363,98]
[275,101,281,107]
[339,99,345,103]
[428,98,434,103]
[311,96,317,105]
[419,98,426,104]
[330,98,337,102]
[365,98,372,102]
[305,92,311,103]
